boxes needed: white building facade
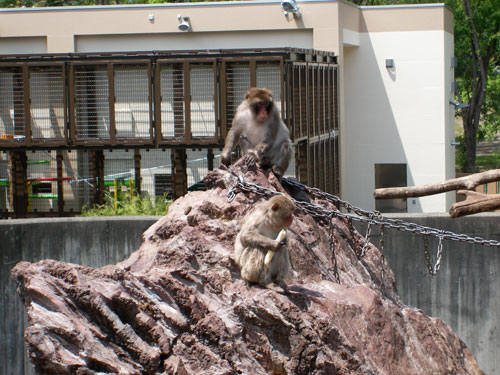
[0,0,455,213]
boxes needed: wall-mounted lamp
[177,14,191,31]
[385,58,394,68]
[148,14,154,22]
[281,0,301,17]
[450,100,469,110]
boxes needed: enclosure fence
[0,48,339,217]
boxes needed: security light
[281,0,301,17]
[177,14,191,31]
[449,100,469,110]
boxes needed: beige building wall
[341,4,454,213]
[0,0,454,213]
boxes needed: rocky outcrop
[12,159,483,375]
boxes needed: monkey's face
[270,196,295,228]
[252,101,273,123]
[244,88,274,124]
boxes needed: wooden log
[449,190,500,218]
[374,169,500,199]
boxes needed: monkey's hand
[243,151,259,168]
[276,228,287,247]
[220,153,231,167]
[264,229,287,265]
[254,142,269,154]
[254,142,271,165]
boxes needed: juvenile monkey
[234,195,296,293]
[220,88,292,177]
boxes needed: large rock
[11,159,483,375]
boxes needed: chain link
[226,175,500,276]
[328,214,341,283]
[423,235,444,275]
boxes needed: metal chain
[379,226,385,252]
[227,175,500,276]
[423,235,444,275]
[280,177,500,248]
[328,214,341,283]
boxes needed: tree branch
[374,169,500,199]
[449,190,500,218]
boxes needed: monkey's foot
[265,282,288,294]
[271,165,284,180]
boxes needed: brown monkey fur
[220,87,292,177]
[234,195,296,292]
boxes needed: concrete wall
[0,217,158,375]
[1,214,499,374]
[355,213,500,375]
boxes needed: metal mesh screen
[225,63,250,132]
[290,63,339,194]
[0,152,9,213]
[140,149,172,199]
[65,150,92,212]
[114,65,150,139]
[103,150,135,203]
[186,149,211,189]
[30,66,65,141]
[292,64,307,140]
[190,64,216,139]
[26,151,57,213]
[74,65,110,141]
[160,64,185,140]
[0,67,25,140]
[256,62,282,115]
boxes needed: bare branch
[449,190,500,218]
[374,169,500,199]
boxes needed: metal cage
[0,48,339,218]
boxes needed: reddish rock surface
[12,159,483,375]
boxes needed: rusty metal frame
[112,60,154,145]
[155,58,218,146]
[69,59,154,146]
[0,64,29,148]
[28,63,68,147]
[69,61,112,145]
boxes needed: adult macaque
[220,88,292,177]
[234,195,296,293]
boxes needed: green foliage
[475,152,500,170]
[80,193,170,216]
[479,66,500,141]
[455,137,500,172]
[458,151,500,171]
[454,134,467,169]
